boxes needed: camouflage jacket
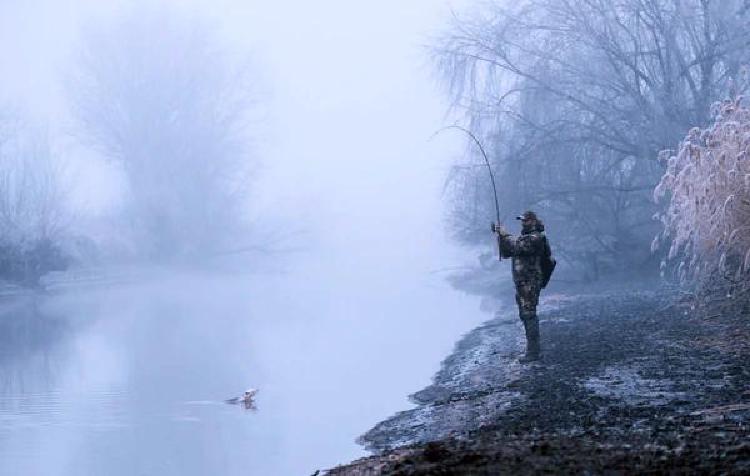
[497,228,548,284]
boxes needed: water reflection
[0,297,72,397]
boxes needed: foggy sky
[0,0,476,274]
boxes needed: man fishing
[435,126,554,361]
[493,211,554,362]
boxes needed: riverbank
[325,283,750,474]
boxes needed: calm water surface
[0,260,485,475]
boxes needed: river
[0,255,487,475]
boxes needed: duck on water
[225,389,258,409]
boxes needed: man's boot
[520,313,541,362]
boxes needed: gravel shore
[325,285,750,475]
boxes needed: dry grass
[655,96,750,291]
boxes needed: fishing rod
[433,125,503,260]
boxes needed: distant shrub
[0,238,69,286]
[654,96,750,290]
[0,114,73,286]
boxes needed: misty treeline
[0,6,258,285]
[434,0,750,281]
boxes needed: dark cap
[515,210,538,221]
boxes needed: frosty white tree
[655,94,750,290]
[70,7,257,261]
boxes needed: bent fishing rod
[433,125,503,261]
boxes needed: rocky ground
[324,281,750,475]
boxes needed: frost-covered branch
[655,94,750,290]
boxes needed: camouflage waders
[496,211,550,361]
[515,277,541,360]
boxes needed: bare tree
[435,0,750,278]
[69,6,258,262]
